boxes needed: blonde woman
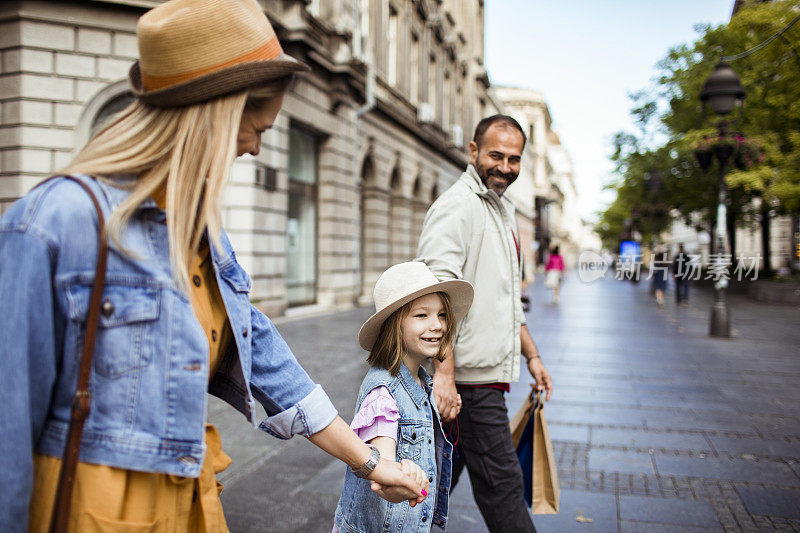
[0,1,426,531]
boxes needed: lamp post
[698,62,746,338]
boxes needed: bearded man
[416,115,554,533]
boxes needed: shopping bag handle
[528,385,544,413]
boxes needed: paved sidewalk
[526,274,800,533]
[213,274,800,532]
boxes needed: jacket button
[429,476,433,483]
[422,517,427,523]
[411,432,416,439]
[428,439,432,444]
[211,329,217,342]
[101,299,114,317]
[192,275,201,287]
[242,327,248,338]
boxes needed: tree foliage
[600,0,800,251]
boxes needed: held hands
[527,356,553,401]
[399,459,430,507]
[368,458,429,506]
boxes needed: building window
[529,124,535,144]
[91,92,135,135]
[409,32,419,103]
[428,53,437,118]
[358,0,371,59]
[287,126,318,306]
[387,6,398,86]
[443,69,451,128]
[74,79,136,151]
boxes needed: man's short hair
[472,114,527,149]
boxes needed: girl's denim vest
[334,363,453,532]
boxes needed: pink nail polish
[421,489,428,497]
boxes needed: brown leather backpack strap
[37,176,109,533]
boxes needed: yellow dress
[30,221,234,532]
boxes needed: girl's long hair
[60,79,287,291]
[368,292,456,376]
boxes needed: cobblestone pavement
[213,274,800,532]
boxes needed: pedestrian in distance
[672,243,691,306]
[417,114,554,533]
[544,245,565,304]
[0,1,427,531]
[333,262,474,532]
[652,250,669,306]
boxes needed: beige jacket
[416,165,524,384]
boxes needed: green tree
[602,0,800,269]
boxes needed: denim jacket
[334,363,453,532]
[0,175,338,530]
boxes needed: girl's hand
[368,458,429,506]
[400,459,429,498]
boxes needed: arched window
[389,165,406,263]
[74,80,135,150]
[91,93,135,134]
[412,175,426,247]
[360,155,384,299]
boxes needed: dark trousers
[450,386,536,533]
[675,278,690,303]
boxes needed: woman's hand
[307,417,428,505]
[368,458,429,505]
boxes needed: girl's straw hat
[358,262,474,351]
[129,0,310,107]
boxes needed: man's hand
[521,324,553,401]
[527,357,553,401]
[433,369,459,422]
[369,458,429,505]
[433,347,460,422]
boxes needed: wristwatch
[352,444,380,479]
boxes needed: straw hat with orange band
[129,0,310,107]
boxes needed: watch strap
[352,444,380,479]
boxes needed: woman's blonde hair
[367,292,456,376]
[61,78,289,291]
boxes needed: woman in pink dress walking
[544,246,565,304]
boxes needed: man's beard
[476,162,518,195]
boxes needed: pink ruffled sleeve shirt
[332,386,399,533]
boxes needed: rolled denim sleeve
[248,306,338,439]
[258,384,338,439]
[0,228,58,532]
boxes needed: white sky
[485,0,734,222]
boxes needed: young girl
[334,262,474,532]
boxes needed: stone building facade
[493,86,587,268]
[0,0,498,317]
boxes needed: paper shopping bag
[510,389,560,514]
[510,387,536,448]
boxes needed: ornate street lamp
[698,62,746,338]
